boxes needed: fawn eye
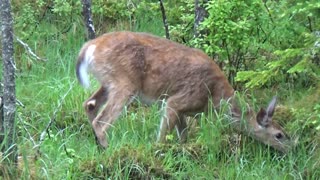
[275,133,283,140]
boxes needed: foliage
[91,0,131,21]
[291,87,320,138]
[234,0,320,88]
[196,0,271,84]
[13,0,48,39]
[167,0,320,87]
[236,44,320,88]
[13,0,133,39]
[130,1,164,34]
[166,0,195,44]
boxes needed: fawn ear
[256,97,277,127]
[257,108,270,127]
[266,96,277,118]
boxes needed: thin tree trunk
[0,0,3,151]
[0,0,17,163]
[82,0,96,40]
[194,0,209,38]
[0,77,3,149]
[0,95,3,146]
[159,0,170,39]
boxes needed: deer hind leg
[84,86,108,123]
[91,84,135,148]
[157,97,188,143]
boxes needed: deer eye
[275,133,284,140]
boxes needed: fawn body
[76,31,291,152]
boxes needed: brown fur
[76,31,292,152]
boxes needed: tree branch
[263,0,274,24]
[35,80,75,158]
[159,0,170,39]
[17,115,36,148]
[194,0,209,38]
[15,36,47,62]
[82,0,96,40]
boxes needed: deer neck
[225,95,255,134]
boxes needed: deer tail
[76,44,96,88]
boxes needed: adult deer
[76,31,291,152]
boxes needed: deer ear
[257,108,270,127]
[266,96,277,118]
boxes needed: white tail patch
[79,45,96,88]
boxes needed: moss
[153,143,209,161]
[273,105,295,126]
[79,144,172,179]
[77,142,214,179]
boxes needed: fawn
[76,31,291,152]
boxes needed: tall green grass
[2,13,318,179]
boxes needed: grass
[1,12,320,179]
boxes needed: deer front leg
[91,87,133,148]
[175,115,188,143]
[157,92,207,144]
[157,98,187,143]
[157,110,187,143]
[84,86,108,122]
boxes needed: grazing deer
[76,31,291,152]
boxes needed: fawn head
[233,97,292,153]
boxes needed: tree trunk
[0,95,3,146]
[82,0,96,40]
[194,0,209,38]
[0,0,17,163]
[159,0,170,39]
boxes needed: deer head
[231,97,291,153]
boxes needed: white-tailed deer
[76,31,292,152]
